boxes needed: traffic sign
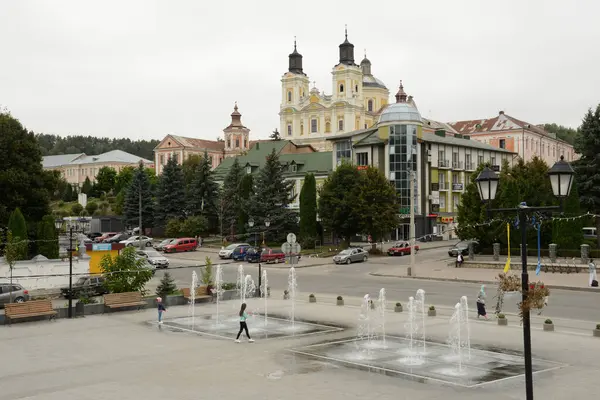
[287,233,297,244]
[281,242,301,254]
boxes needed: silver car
[136,249,169,269]
[120,235,153,248]
[0,283,30,307]
[333,248,369,264]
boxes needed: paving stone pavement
[1,293,599,400]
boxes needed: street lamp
[248,218,256,247]
[262,218,270,247]
[475,156,574,400]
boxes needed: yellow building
[279,29,390,151]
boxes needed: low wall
[460,260,586,273]
[0,257,91,290]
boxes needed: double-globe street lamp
[475,156,574,400]
[247,218,270,247]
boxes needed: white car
[136,250,169,269]
[120,235,153,248]
[219,243,250,259]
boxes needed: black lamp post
[248,219,256,247]
[262,218,271,247]
[475,156,574,400]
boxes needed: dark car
[244,247,262,263]
[232,245,252,261]
[448,240,479,257]
[88,232,103,241]
[104,232,130,243]
[61,276,108,299]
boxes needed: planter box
[543,323,554,332]
[309,296,316,303]
[221,290,237,301]
[594,329,600,337]
[394,306,403,313]
[336,299,344,306]
[428,309,436,317]
[498,318,508,326]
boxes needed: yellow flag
[503,223,511,273]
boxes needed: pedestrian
[589,258,598,287]
[456,253,464,268]
[235,303,254,343]
[476,285,489,320]
[157,297,166,324]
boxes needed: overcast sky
[1,1,598,141]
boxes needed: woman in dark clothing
[476,285,489,320]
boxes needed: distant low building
[42,150,153,187]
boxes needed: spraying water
[213,265,224,326]
[244,275,256,301]
[261,269,269,326]
[415,289,426,355]
[449,303,464,372]
[236,265,245,304]
[357,294,376,351]
[189,271,198,327]
[377,288,386,347]
[401,296,424,365]
[460,296,471,360]
[287,267,297,330]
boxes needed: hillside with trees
[543,123,578,145]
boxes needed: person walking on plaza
[589,258,598,287]
[157,297,166,324]
[235,303,254,343]
[476,285,489,320]
[456,253,464,268]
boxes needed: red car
[163,238,198,253]
[260,248,286,264]
[388,241,419,256]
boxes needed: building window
[287,124,292,136]
[453,195,460,211]
[364,124,368,129]
[355,84,358,92]
[367,99,373,112]
[310,118,318,133]
[173,153,178,163]
[356,152,369,166]
[325,122,331,133]
[335,140,352,162]
[300,124,304,135]
[478,155,484,165]
[289,164,297,173]
[235,138,240,148]
[339,84,344,93]
[499,139,506,149]
[287,91,292,102]
[243,138,247,148]
[246,166,251,174]
[227,139,231,148]
[491,156,496,166]
[526,138,529,149]
[465,154,471,168]
[338,119,344,131]
[439,194,446,210]
[389,124,418,215]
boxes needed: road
[157,247,600,323]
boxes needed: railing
[465,162,474,171]
[451,182,464,191]
[438,159,450,168]
[438,182,448,190]
[452,161,464,169]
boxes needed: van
[583,227,597,240]
[163,238,198,253]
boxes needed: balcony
[452,161,464,170]
[451,182,464,191]
[438,159,450,168]
[465,162,475,171]
[438,182,449,191]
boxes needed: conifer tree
[220,158,244,239]
[187,151,219,231]
[123,162,154,231]
[155,156,186,226]
[37,215,59,259]
[7,208,29,260]
[299,173,317,247]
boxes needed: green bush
[545,319,553,324]
[71,203,84,215]
[396,302,402,307]
[221,282,237,290]
[429,305,435,311]
[596,323,600,330]
[337,295,343,300]
[498,313,506,319]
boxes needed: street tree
[299,173,318,248]
[4,231,20,302]
[123,162,154,231]
[85,201,99,215]
[357,167,400,242]
[0,111,52,225]
[7,208,28,260]
[318,163,363,246]
[95,166,117,194]
[71,203,84,215]
[155,156,186,227]
[187,151,219,231]
[100,246,153,294]
[37,215,59,259]
[573,104,600,248]
[270,128,281,140]
[237,174,254,235]
[156,272,178,299]
[182,154,203,186]
[81,177,93,195]
[246,149,296,243]
[114,166,135,194]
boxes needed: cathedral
[279,29,390,151]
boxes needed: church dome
[378,102,422,124]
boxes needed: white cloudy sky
[1,0,598,141]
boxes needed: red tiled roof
[449,113,550,138]
[169,135,225,151]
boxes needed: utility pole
[68,226,74,318]
[409,171,416,277]
[138,187,143,249]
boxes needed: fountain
[287,267,297,330]
[449,303,465,373]
[401,296,423,364]
[189,271,198,327]
[377,288,386,347]
[460,296,471,360]
[244,275,256,302]
[213,265,224,326]
[236,265,245,304]
[415,289,426,355]
[261,269,268,327]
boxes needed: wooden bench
[5,300,57,325]
[182,286,212,303]
[103,292,146,312]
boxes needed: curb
[369,272,600,293]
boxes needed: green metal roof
[420,132,516,154]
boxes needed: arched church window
[300,124,304,135]
[338,119,344,131]
[368,99,373,112]
[236,138,240,148]
[355,85,358,92]
[287,91,292,102]
[340,84,344,93]
[325,122,331,133]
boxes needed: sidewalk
[370,260,600,292]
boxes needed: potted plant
[427,305,436,317]
[283,289,290,300]
[497,313,507,326]
[336,295,344,306]
[394,302,403,312]
[309,293,316,303]
[594,323,600,338]
[76,288,97,316]
[201,256,214,294]
[543,319,554,332]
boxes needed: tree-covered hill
[36,134,160,160]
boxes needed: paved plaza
[2,293,600,399]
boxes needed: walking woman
[476,285,489,320]
[235,303,254,343]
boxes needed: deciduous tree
[357,167,400,242]
[100,247,153,294]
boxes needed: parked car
[0,283,30,306]
[244,247,262,263]
[448,240,479,257]
[260,248,286,264]
[104,232,130,243]
[60,276,108,299]
[95,232,117,243]
[333,248,368,264]
[154,238,175,251]
[120,235,153,248]
[136,249,169,269]
[219,243,251,259]
[163,237,198,253]
[88,232,103,241]
[388,241,419,256]
[232,245,252,261]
